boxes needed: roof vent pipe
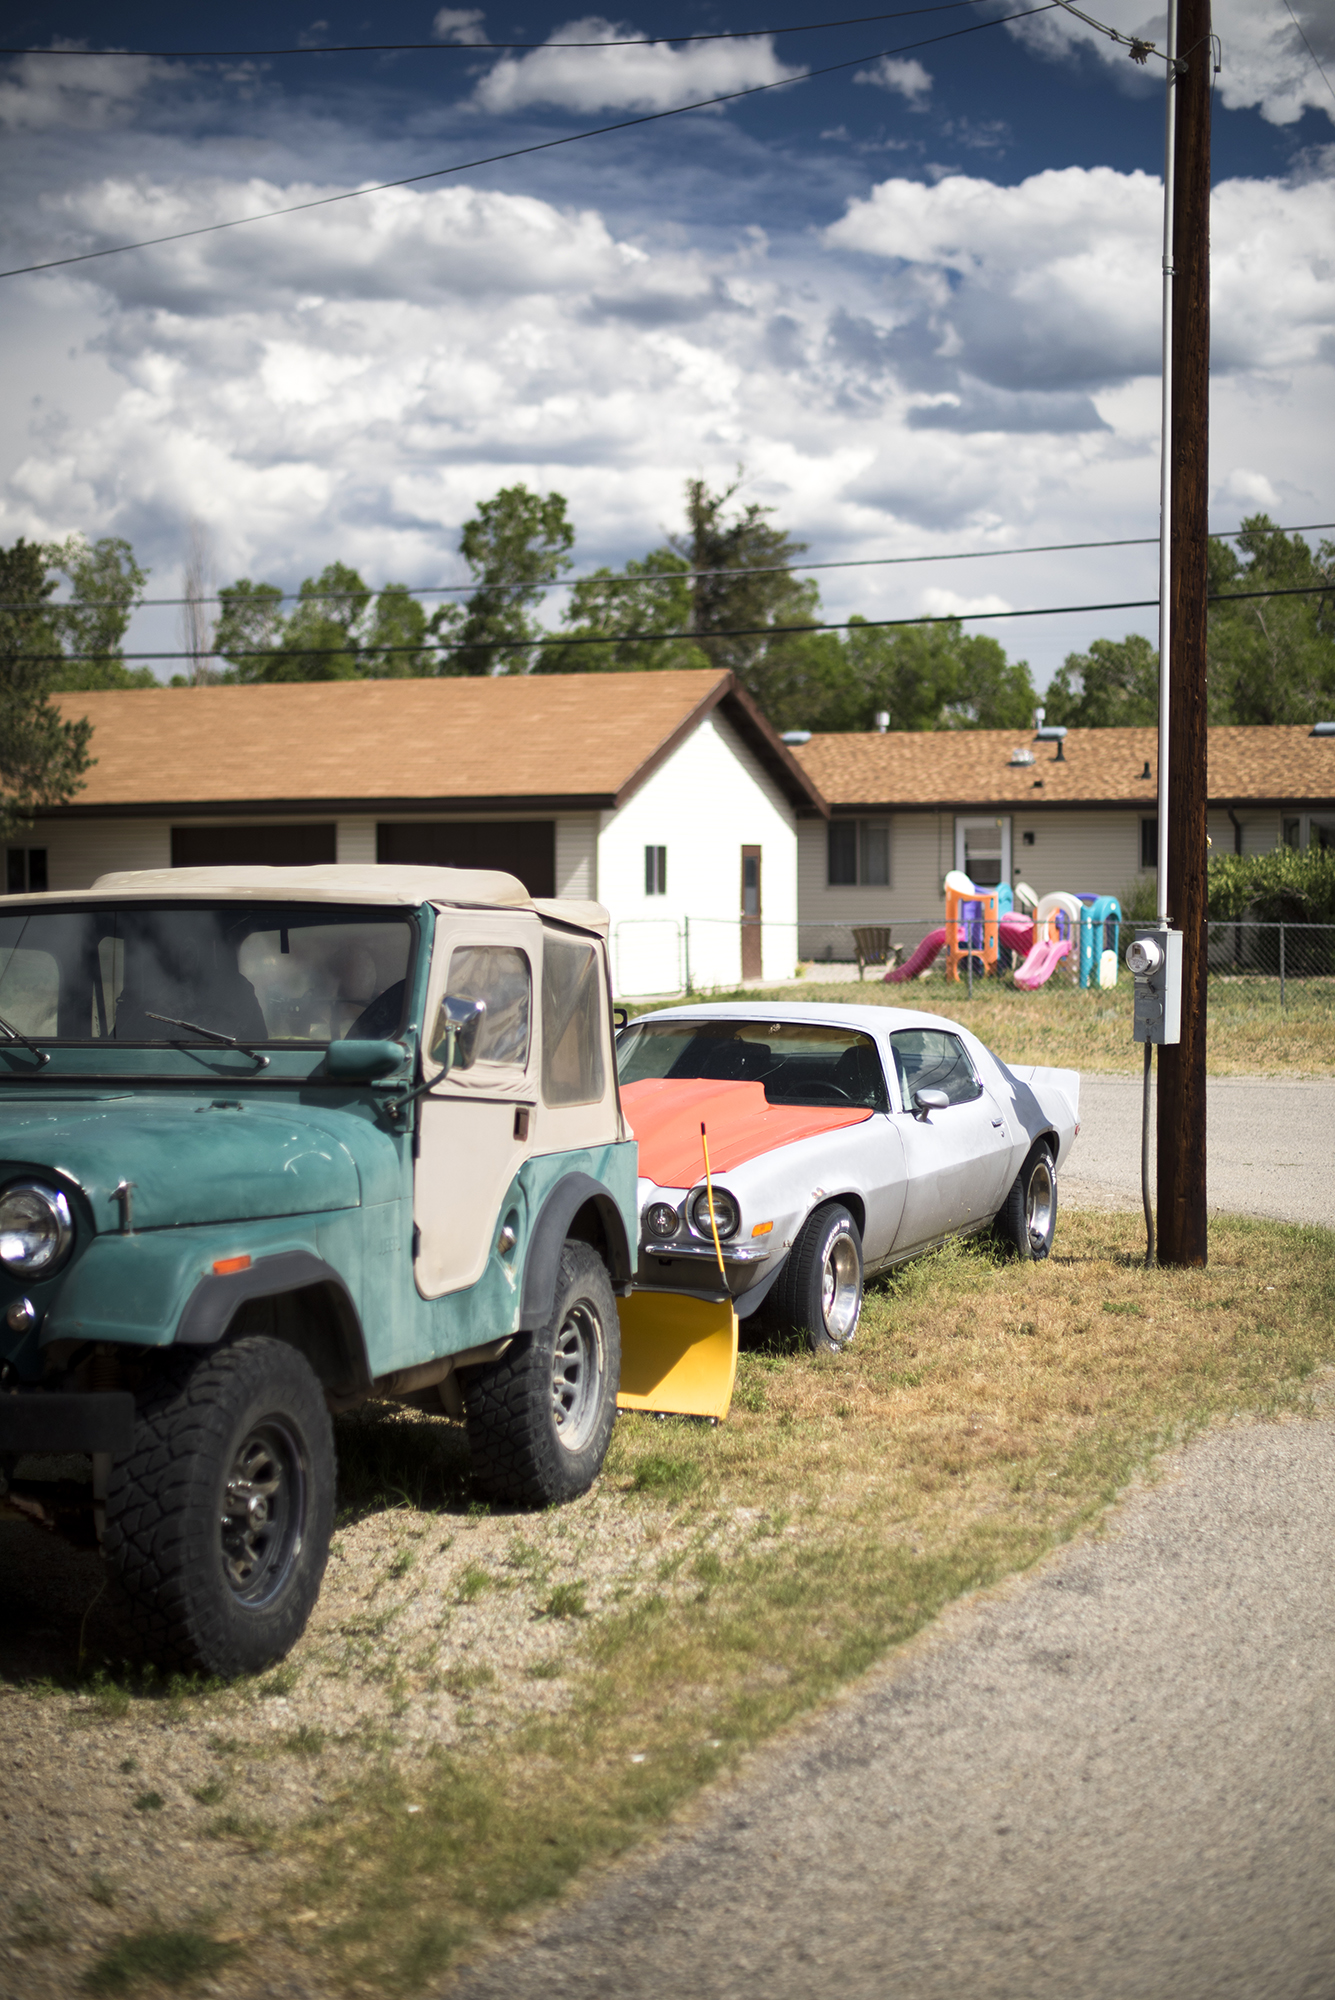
[1033,706,1045,732]
[1313,721,1335,737]
[780,730,812,746]
[874,711,890,733]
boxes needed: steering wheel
[791,1081,855,1104]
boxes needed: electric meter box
[1128,925,1182,1045]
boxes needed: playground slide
[999,914,1034,956]
[886,927,946,982]
[1014,936,1071,990]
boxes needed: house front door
[740,846,762,979]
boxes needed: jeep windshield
[616,1018,888,1111]
[0,902,415,1046]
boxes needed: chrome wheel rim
[1026,1159,1055,1251]
[551,1301,605,1454]
[221,1419,306,1606]
[821,1232,862,1343]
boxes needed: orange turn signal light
[750,1221,773,1237]
[212,1254,252,1276]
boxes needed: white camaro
[616,1002,1080,1352]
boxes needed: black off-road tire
[103,1335,335,1679]
[462,1241,619,1507]
[995,1142,1058,1261]
[773,1201,864,1353]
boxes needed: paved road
[447,1413,1335,2000]
[1061,1075,1335,1229]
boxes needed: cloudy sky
[1,0,1332,690]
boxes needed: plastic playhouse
[886,873,1121,990]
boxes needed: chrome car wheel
[550,1299,606,1455]
[1025,1156,1056,1254]
[821,1231,862,1343]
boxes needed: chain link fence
[611,913,1335,1017]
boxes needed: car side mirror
[913,1087,950,1120]
[325,1039,407,1082]
[429,994,486,1072]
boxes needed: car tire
[775,1202,864,1353]
[103,1335,335,1679]
[462,1240,619,1507]
[996,1143,1058,1261]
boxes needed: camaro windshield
[0,903,415,1046]
[617,1018,888,1111]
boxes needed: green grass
[630,971,1335,1076]
[274,1210,1335,1994]
[84,1922,243,1994]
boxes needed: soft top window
[542,934,605,1107]
[0,903,414,1046]
[617,1017,888,1112]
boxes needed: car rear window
[617,1018,888,1112]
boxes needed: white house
[29,669,827,995]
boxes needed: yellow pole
[699,1121,727,1284]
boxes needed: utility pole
[1156,0,1211,1267]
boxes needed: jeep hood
[0,1097,363,1231]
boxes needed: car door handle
[990,1117,1004,1128]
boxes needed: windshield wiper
[0,1012,51,1067]
[145,1011,270,1069]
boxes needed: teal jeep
[0,865,637,1677]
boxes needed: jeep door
[415,911,539,1298]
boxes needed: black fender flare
[518,1173,633,1332]
[175,1250,370,1396]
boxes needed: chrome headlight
[0,1182,74,1277]
[689,1187,740,1242]
[644,1201,680,1241]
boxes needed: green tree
[444,486,575,676]
[46,535,156,690]
[214,569,440,680]
[214,580,286,679]
[672,475,820,709]
[1206,515,1335,724]
[364,584,437,676]
[274,563,372,681]
[1043,633,1159,728]
[534,549,709,674]
[0,539,93,838]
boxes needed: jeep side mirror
[429,994,486,1073]
[913,1087,950,1120]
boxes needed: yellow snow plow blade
[616,1288,739,1422]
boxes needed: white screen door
[954,817,1011,889]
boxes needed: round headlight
[689,1187,740,1242]
[644,1201,680,1241]
[0,1182,73,1277]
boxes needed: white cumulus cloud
[473,17,805,116]
[0,45,174,130]
[854,58,932,105]
[433,9,488,46]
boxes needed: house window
[1140,818,1158,870]
[1283,817,1302,849]
[827,820,890,887]
[644,845,667,895]
[6,848,47,894]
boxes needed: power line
[0,4,979,60]
[31,582,1335,666]
[1281,0,1335,108]
[0,4,1055,283]
[8,521,1330,615]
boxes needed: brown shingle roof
[52,670,827,816]
[793,724,1335,810]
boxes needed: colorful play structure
[886,874,1121,990]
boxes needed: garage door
[377,822,555,897]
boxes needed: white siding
[336,817,377,864]
[800,808,1154,959]
[39,818,171,890]
[555,814,598,900]
[600,710,798,995]
[1208,807,1282,858]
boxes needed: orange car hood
[621,1077,872,1188]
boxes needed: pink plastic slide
[1014,935,1071,989]
[886,928,946,982]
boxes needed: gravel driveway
[446,1404,1335,2000]
[1062,1075,1335,1228]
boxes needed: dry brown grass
[659,974,1335,1076]
[13,1212,1332,2000]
